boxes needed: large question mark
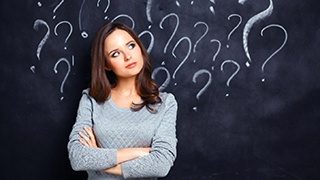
[260,24,288,82]
[210,39,221,70]
[220,60,240,97]
[54,57,71,101]
[52,0,64,19]
[226,14,242,48]
[97,0,110,19]
[159,13,180,54]
[33,19,50,61]
[241,0,274,67]
[139,30,154,53]
[54,21,73,50]
[152,66,171,92]
[172,37,192,80]
[192,69,212,100]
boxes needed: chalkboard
[1,0,320,179]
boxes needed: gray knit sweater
[67,89,178,180]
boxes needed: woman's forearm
[116,147,150,164]
[101,147,150,176]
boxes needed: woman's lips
[126,62,137,69]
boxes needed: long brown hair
[89,22,161,112]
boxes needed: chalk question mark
[241,0,274,67]
[260,24,288,82]
[172,37,192,80]
[210,39,221,70]
[159,13,180,54]
[54,57,71,101]
[54,21,73,50]
[152,66,171,92]
[220,60,240,97]
[97,0,110,19]
[139,30,154,53]
[52,0,64,19]
[226,14,242,48]
[146,0,154,24]
[33,19,50,61]
[192,69,212,111]
[193,21,209,53]
[193,69,212,100]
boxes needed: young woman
[67,22,178,179]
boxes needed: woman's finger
[84,127,98,147]
[78,132,91,146]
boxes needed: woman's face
[104,29,144,79]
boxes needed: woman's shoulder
[159,92,177,106]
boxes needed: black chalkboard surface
[1,0,320,179]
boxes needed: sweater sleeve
[67,90,118,171]
[121,93,178,178]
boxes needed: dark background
[1,0,320,179]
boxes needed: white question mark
[159,13,180,54]
[192,69,212,111]
[146,0,154,24]
[220,60,240,96]
[192,69,212,100]
[172,37,192,80]
[260,24,288,82]
[152,66,171,92]
[54,21,73,50]
[33,19,50,61]
[241,0,274,67]
[54,57,71,101]
[193,21,209,53]
[226,14,242,48]
[79,0,88,38]
[52,0,64,19]
[111,14,135,29]
[139,30,154,53]
[210,39,221,70]
[97,0,110,19]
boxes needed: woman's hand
[78,126,99,148]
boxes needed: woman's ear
[105,66,111,71]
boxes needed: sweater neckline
[108,97,133,113]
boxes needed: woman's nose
[124,51,132,61]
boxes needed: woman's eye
[111,51,120,57]
[128,43,136,49]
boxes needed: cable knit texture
[68,89,178,180]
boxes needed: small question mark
[139,30,154,53]
[192,69,212,111]
[33,19,50,61]
[220,60,240,97]
[54,57,71,101]
[111,14,135,29]
[226,14,242,48]
[172,37,192,80]
[97,0,110,19]
[260,24,288,82]
[210,39,221,70]
[52,0,64,19]
[192,69,212,100]
[152,66,171,92]
[54,21,73,50]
